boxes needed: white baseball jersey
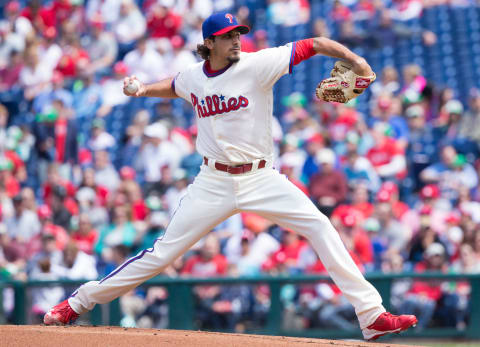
[173,43,296,164]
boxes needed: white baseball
[126,79,141,94]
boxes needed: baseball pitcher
[45,12,416,340]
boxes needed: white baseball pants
[69,164,385,329]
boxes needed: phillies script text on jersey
[191,93,249,118]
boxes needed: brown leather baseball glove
[316,61,376,103]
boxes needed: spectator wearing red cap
[375,181,409,219]
[405,183,449,235]
[269,230,309,273]
[95,61,130,117]
[33,204,69,253]
[39,26,62,70]
[117,169,148,221]
[336,208,374,267]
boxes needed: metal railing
[1,272,479,339]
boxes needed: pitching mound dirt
[0,325,420,347]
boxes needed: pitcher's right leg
[45,168,236,323]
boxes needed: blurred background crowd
[1,0,480,335]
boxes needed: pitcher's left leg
[237,169,384,329]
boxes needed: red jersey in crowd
[147,9,182,39]
[71,229,98,255]
[21,5,55,29]
[367,137,406,179]
[407,261,445,300]
[182,254,228,276]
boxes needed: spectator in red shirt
[49,0,73,26]
[399,243,449,329]
[375,181,409,219]
[309,148,348,217]
[0,50,23,92]
[350,183,374,220]
[269,230,308,273]
[56,35,90,78]
[337,211,374,268]
[367,122,407,181]
[146,2,182,39]
[0,158,20,198]
[21,0,55,32]
[117,168,148,221]
[330,0,352,22]
[182,233,228,329]
[71,213,98,255]
[26,204,69,258]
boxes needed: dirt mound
[0,325,419,347]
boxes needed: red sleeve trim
[293,38,315,66]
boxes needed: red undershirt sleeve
[293,38,315,66]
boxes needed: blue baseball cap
[202,12,249,39]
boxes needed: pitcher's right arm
[123,75,178,98]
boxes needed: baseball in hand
[126,79,141,94]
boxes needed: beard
[227,53,240,63]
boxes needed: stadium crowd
[0,0,480,334]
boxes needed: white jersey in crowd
[173,43,296,164]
